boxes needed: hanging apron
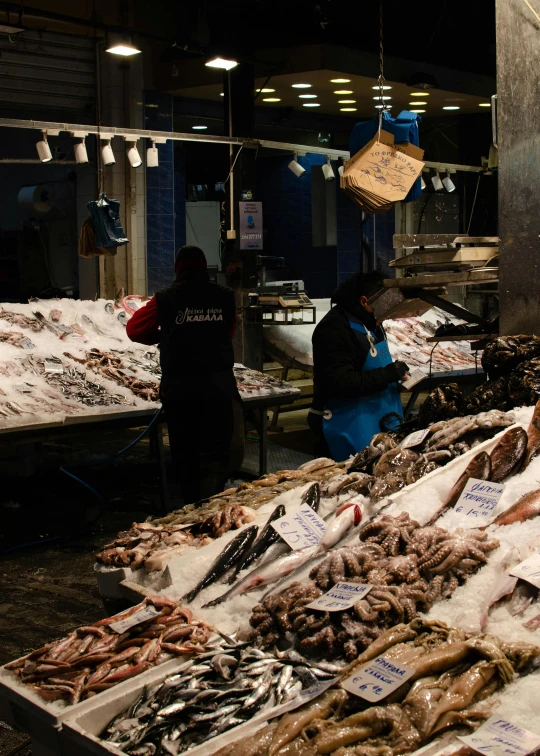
[322,322,403,461]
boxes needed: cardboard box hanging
[341,129,425,212]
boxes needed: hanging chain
[377,0,386,139]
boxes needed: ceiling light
[409,101,427,106]
[192,125,208,130]
[443,106,460,110]
[299,94,317,99]
[375,104,392,109]
[479,103,491,107]
[442,171,455,192]
[340,107,357,112]
[263,97,281,102]
[36,131,52,163]
[205,56,238,70]
[256,88,275,93]
[322,157,335,182]
[303,103,320,107]
[410,109,425,113]
[147,141,159,168]
[411,92,430,96]
[220,93,224,96]
[371,85,392,90]
[101,140,115,167]
[106,34,141,56]
[338,100,356,104]
[292,83,311,88]
[126,140,142,168]
[74,137,88,164]
[373,96,391,100]
[331,78,351,83]
[432,171,443,191]
[288,153,306,177]
[334,90,353,95]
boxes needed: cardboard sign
[454,478,505,525]
[271,505,326,550]
[509,551,540,589]
[19,337,35,350]
[44,359,63,374]
[306,582,372,612]
[400,428,430,449]
[108,604,159,633]
[341,129,425,214]
[341,655,414,702]
[239,201,263,250]
[459,716,540,756]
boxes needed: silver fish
[276,665,293,699]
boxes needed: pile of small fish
[100,639,344,754]
[65,348,160,402]
[215,619,540,756]
[95,506,257,572]
[233,365,298,396]
[248,512,499,659]
[3,597,210,704]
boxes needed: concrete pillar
[496,0,540,334]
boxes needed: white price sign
[108,604,159,634]
[459,716,540,756]
[341,655,414,702]
[271,505,326,550]
[306,582,372,612]
[400,428,430,449]
[454,477,505,526]
[509,551,540,589]
[402,368,428,390]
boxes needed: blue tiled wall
[144,92,175,294]
[174,143,186,250]
[336,179,362,285]
[256,153,337,299]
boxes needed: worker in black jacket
[127,245,239,504]
[309,271,409,461]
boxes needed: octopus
[194,504,256,537]
[359,512,419,555]
[425,410,514,451]
[415,529,499,575]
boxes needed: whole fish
[227,504,286,582]
[320,503,362,550]
[490,426,528,482]
[182,525,259,602]
[302,482,321,512]
[203,545,319,607]
[426,451,491,526]
[489,488,540,527]
[523,398,540,470]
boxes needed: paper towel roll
[18,184,54,215]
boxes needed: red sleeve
[230,313,237,339]
[126,297,160,345]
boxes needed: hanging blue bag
[87,193,129,248]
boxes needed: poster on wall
[239,201,263,250]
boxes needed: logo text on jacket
[176,308,224,324]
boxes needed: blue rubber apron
[322,322,403,461]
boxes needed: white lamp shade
[322,162,335,181]
[338,165,344,176]
[36,139,52,163]
[74,141,88,164]
[288,159,306,177]
[127,144,142,168]
[442,175,456,192]
[101,143,115,166]
[431,173,443,191]
[421,176,426,190]
[147,145,159,168]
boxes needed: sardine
[426,451,492,526]
[227,504,286,582]
[490,426,528,482]
[203,545,319,607]
[276,665,293,699]
[182,525,259,602]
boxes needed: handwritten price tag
[509,551,540,589]
[454,477,505,526]
[400,428,430,449]
[271,505,326,550]
[402,368,428,390]
[306,582,372,612]
[341,655,414,702]
[459,716,540,756]
[108,604,159,634]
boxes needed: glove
[391,360,410,381]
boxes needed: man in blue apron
[308,272,409,461]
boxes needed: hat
[175,245,208,277]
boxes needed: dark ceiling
[167,0,496,78]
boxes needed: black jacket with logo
[155,273,237,397]
[312,305,401,409]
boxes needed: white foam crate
[0,652,190,755]
[94,563,128,600]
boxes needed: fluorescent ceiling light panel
[205,57,238,70]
